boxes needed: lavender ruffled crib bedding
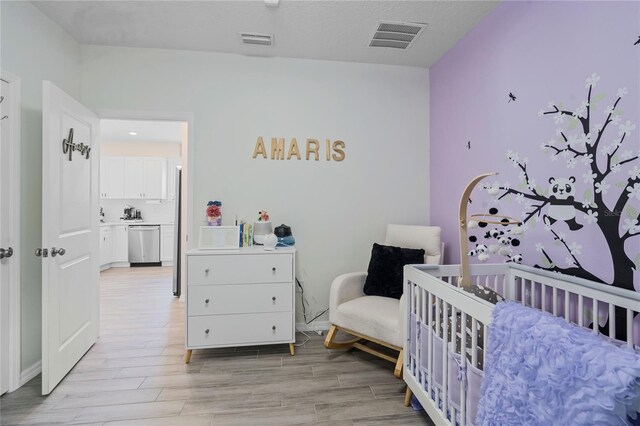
[476,301,640,426]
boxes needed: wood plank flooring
[0,266,433,425]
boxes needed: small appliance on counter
[122,205,143,222]
[274,224,295,247]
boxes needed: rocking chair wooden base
[323,324,404,378]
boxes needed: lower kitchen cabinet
[100,226,112,266]
[111,225,129,263]
[184,247,296,363]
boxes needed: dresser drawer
[187,312,293,347]
[188,254,292,285]
[188,283,292,316]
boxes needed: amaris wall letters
[252,137,345,161]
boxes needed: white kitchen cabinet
[160,224,174,263]
[100,157,125,199]
[99,226,112,266]
[111,225,129,263]
[124,157,166,200]
[184,247,296,363]
[166,158,181,201]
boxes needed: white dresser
[184,247,296,362]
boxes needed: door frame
[94,109,195,270]
[1,70,22,393]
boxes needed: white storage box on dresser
[184,247,296,362]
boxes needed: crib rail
[404,263,640,426]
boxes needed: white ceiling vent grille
[369,21,427,49]
[240,32,273,46]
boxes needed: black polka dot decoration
[479,221,488,228]
[489,207,499,215]
[511,239,520,247]
[501,218,510,226]
[469,236,477,243]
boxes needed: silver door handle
[35,248,48,258]
[0,247,13,259]
[51,247,66,257]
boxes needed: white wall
[1,1,82,371]
[81,45,430,322]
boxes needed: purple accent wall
[430,1,640,291]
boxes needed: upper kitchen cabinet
[124,157,167,199]
[100,157,125,199]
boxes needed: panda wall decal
[544,176,583,231]
[471,74,638,340]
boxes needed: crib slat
[471,318,478,368]
[542,284,546,312]
[592,299,598,333]
[609,304,615,338]
[460,311,467,426]
[442,302,449,417]
[578,295,584,326]
[627,309,633,348]
[552,287,558,316]
[564,291,570,321]
[427,293,440,404]
[427,292,433,402]
[530,280,535,307]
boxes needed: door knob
[0,247,13,259]
[35,248,48,258]
[51,247,66,257]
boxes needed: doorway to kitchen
[97,113,192,307]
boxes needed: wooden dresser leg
[404,386,413,407]
[184,349,193,364]
[289,343,295,356]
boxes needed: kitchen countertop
[100,221,175,226]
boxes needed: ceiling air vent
[240,32,274,46]
[369,21,427,49]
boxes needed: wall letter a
[253,137,268,159]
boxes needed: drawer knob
[205,298,210,304]
[272,267,276,272]
[272,296,276,302]
[272,325,276,331]
[205,268,210,275]
[205,329,210,334]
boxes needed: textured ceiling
[32,0,499,68]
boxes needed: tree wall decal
[485,74,639,338]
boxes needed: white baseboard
[20,360,41,386]
[295,321,330,333]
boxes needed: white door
[1,72,20,396]
[41,81,100,395]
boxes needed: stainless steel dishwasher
[128,225,161,265]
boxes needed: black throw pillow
[363,243,425,299]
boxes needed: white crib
[403,263,640,426]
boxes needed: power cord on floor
[296,277,329,324]
[293,277,329,348]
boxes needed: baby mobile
[459,173,524,286]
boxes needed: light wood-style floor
[0,266,433,425]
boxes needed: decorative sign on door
[62,128,91,161]
[252,137,345,161]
